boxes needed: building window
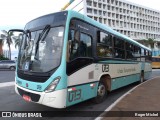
[104,19,107,24]
[99,18,102,23]
[98,3,102,8]
[103,11,106,16]
[87,8,92,13]
[94,17,98,21]
[93,2,97,7]
[108,5,110,10]
[87,1,92,6]
[99,10,102,15]
[94,10,97,14]
[103,4,106,9]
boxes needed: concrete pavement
[101,76,160,120]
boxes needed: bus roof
[67,10,151,51]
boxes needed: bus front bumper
[15,84,67,108]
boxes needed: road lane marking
[0,81,15,88]
[95,76,160,120]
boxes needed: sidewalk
[101,76,160,120]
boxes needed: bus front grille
[17,87,41,102]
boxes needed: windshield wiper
[35,25,51,56]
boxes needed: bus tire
[93,81,107,104]
[140,71,144,83]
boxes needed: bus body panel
[66,82,98,107]
[111,73,140,90]
[144,62,152,79]
[66,61,143,106]
[15,84,67,108]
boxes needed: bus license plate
[23,95,31,102]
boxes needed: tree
[14,33,23,49]
[0,30,15,60]
[147,38,154,49]
[0,36,4,55]
[0,54,9,60]
[139,38,155,49]
[138,39,148,47]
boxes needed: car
[0,60,16,70]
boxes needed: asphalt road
[0,70,15,83]
[0,69,159,120]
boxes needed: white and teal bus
[13,10,152,108]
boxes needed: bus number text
[68,89,81,102]
[102,64,109,72]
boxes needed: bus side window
[141,48,145,61]
[67,29,74,62]
[126,42,134,60]
[68,30,79,61]
[148,51,152,61]
[97,31,113,57]
[134,46,141,61]
[79,33,92,57]
[114,38,125,59]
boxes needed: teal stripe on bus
[66,82,98,107]
[111,73,140,91]
[99,60,138,64]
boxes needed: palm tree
[0,30,14,60]
[138,39,148,47]
[0,36,4,55]
[147,38,155,49]
[14,33,23,49]
[139,38,155,49]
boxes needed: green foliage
[139,38,155,49]
[0,30,15,60]
[0,55,9,60]
[147,38,154,49]
[14,33,23,49]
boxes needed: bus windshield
[18,26,64,72]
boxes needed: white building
[3,50,9,59]
[66,0,160,56]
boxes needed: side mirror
[8,29,31,40]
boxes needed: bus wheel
[93,81,107,104]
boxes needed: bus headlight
[45,77,61,93]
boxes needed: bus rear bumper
[15,84,67,108]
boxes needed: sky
[0,0,69,59]
[0,0,160,31]
[0,0,160,59]
[0,0,70,30]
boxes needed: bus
[152,56,160,68]
[13,10,152,108]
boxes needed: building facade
[3,50,9,59]
[66,0,160,56]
